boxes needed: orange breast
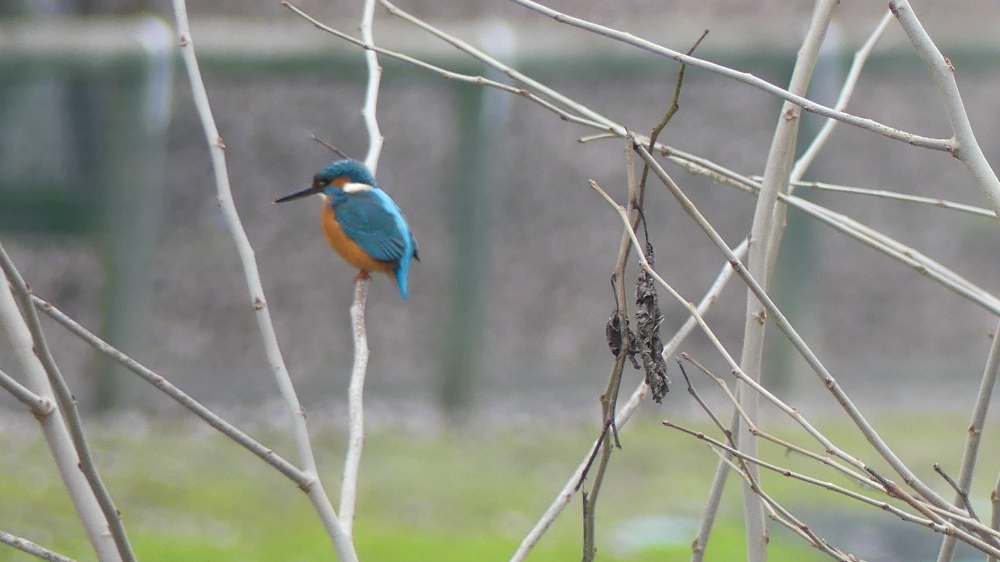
[321,205,394,276]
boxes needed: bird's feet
[354,270,372,282]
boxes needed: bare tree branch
[0,364,50,416]
[507,0,952,151]
[29,294,311,487]
[890,0,1000,214]
[168,0,356,558]
[936,321,1000,562]
[511,239,747,562]
[790,10,894,183]
[0,530,79,562]
[630,146,964,515]
[340,276,369,534]
[0,276,119,561]
[736,3,840,557]
[0,245,137,562]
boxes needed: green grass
[1,410,986,561]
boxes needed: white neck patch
[343,182,373,193]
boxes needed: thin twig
[697,166,1000,314]
[789,179,997,218]
[510,240,747,562]
[890,0,1000,214]
[891,9,1000,561]
[340,278,370,533]
[690,406,739,562]
[582,431,612,562]
[0,364,50,415]
[581,141,641,561]
[868,468,1000,558]
[683,352,878,488]
[169,0,355,558]
[992,477,1000,562]
[637,30,708,209]
[738,4,840,557]
[338,0,381,536]
[937,317,1000,562]
[30,294,310,487]
[581,490,593,559]
[360,0,383,173]
[790,10,894,184]
[283,2,607,132]
[676,358,729,442]
[0,529,79,562]
[308,132,350,159]
[665,422,934,541]
[594,139,641,455]
[935,464,980,522]
[702,443,856,562]
[0,268,120,561]
[615,150,965,516]
[507,0,952,151]
[0,246,137,562]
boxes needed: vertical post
[441,23,514,415]
[93,17,173,410]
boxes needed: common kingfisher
[275,158,419,299]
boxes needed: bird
[275,158,418,299]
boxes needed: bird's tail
[394,266,410,300]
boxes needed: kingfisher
[275,158,419,299]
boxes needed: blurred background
[0,0,1000,415]
[2,0,1000,419]
[4,1,1000,561]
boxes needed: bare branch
[0,364,50,416]
[511,239,747,562]
[741,3,840,554]
[282,2,607,131]
[675,162,1000,314]
[168,0,355,557]
[667,421,905,524]
[791,10,894,183]
[30,294,310,487]
[308,132,350,159]
[0,529,79,562]
[0,245,137,562]
[683,353,878,488]
[704,446,856,562]
[937,319,1000,562]
[631,145,962,515]
[338,0,383,536]
[340,277,370,533]
[890,0,1000,213]
[0,269,119,561]
[690,407,739,562]
[789,179,996,218]
[676,358,730,442]
[378,0,620,133]
[934,464,980,522]
[360,0,383,172]
[508,0,953,151]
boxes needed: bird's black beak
[274,183,323,204]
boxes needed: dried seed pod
[635,243,669,402]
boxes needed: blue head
[275,159,376,203]
[313,159,377,191]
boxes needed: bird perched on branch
[275,158,419,299]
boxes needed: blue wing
[333,189,412,265]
